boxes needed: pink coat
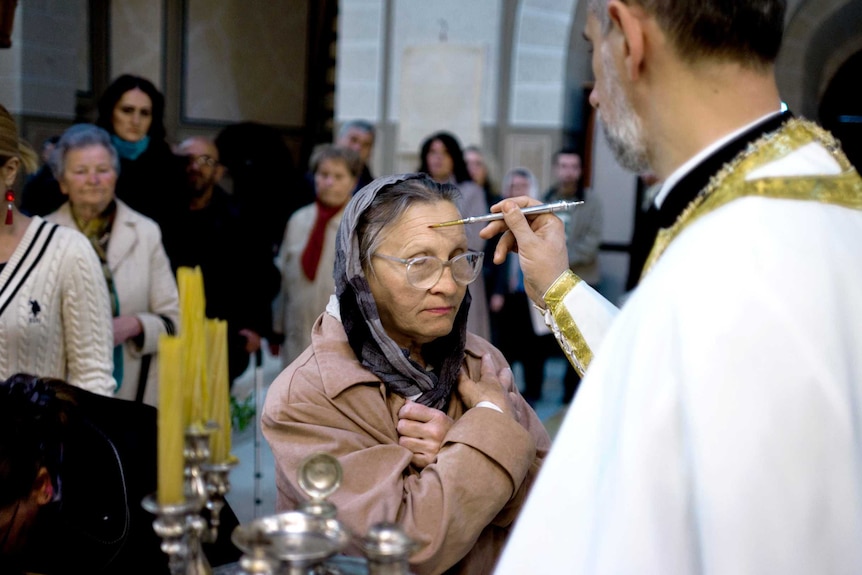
[262,312,550,575]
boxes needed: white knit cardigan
[0,217,115,395]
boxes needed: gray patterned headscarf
[333,173,470,411]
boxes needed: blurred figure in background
[165,136,280,385]
[464,145,500,209]
[0,105,114,395]
[488,168,557,404]
[419,131,491,341]
[464,145,503,321]
[336,119,376,192]
[47,124,179,406]
[271,145,361,367]
[215,122,305,259]
[19,135,64,217]
[95,75,186,231]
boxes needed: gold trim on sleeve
[542,270,592,377]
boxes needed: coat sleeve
[132,226,180,357]
[60,233,116,396]
[271,223,291,337]
[262,355,546,575]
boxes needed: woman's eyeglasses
[373,251,484,290]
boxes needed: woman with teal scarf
[95,75,186,231]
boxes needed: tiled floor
[225,350,572,525]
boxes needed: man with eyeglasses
[163,136,280,385]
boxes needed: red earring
[5,189,13,225]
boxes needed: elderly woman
[46,124,179,406]
[0,105,114,395]
[262,174,549,575]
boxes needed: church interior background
[0,0,859,303]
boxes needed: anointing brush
[429,199,584,228]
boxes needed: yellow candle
[157,334,184,505]
[207,319,231,462]
[178,266,208,428]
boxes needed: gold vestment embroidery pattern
[642,119,862,278]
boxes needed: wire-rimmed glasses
[373,251,484,290]
[187,154,218,168]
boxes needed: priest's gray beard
[598,45,650,174]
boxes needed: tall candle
[207,318,231,462]
[157,334,184,505]
[178,266,208,427]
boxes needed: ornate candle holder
[361,521,417,575]
[202,456,239,543]
[231,453,350,574]
[142,494,212,575]
[185,424,215,503]
[295,452,342,520]
[145,422,240,574]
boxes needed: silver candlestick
[185,424,215,503]
[296,452,342,520]
[142,494,212,575]
[361,521,417,575]
[202,457,239,543]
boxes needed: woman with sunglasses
[262,173,549,575]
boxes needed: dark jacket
[12,388,240,574]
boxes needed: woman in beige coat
[47,124,179,406]
[262,174,549,575]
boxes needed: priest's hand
[480,197,570,306]
[397,401,454,469]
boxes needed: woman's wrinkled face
[315,158,357,208]
[425,140,454,182]
[58,145,118,216]
[367,201,468,354]
[111,88,153,143]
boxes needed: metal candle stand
[145,435,418,574]
[231,453,419,575]
[144,423,236,575]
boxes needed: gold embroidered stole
[642,119,862,278]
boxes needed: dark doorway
[819,50,862,171]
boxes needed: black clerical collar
[653,110,794,229]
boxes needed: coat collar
[311,311,485,400]
[51,199,140,269]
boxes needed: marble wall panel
[390,0,501,124]
[110,0,163,89]
[398,44,483,154]
[504,132,553,191]
[12,0,88,117]
[183,0,308,127]
[0,5,22,111]
[336,0,383,122]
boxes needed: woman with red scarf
[271,145,362,367]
